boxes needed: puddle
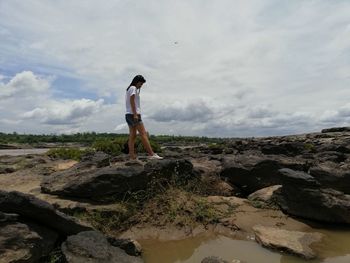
[138,229,350,263]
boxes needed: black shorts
[125,114,143,127]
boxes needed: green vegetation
[0,131,127,145]
[138,187,223,227]
[46,147,94,161]
[71,203,138,233]
[304,143,316,153]
[92,139,123,156]
[0,131,227,146]
[91,136,162,156]
[68,172,235,234]
[39,247,65,263]
[45,136,162,160]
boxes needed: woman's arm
[130,95,138,119]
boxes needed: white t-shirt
[125,86,141,114]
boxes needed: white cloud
[149,100,215,123]
[0,71,51,100]
[22,98,104,125]
[0,71,106,133]
[114,123,128,132]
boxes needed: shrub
[92,136,162,155]
[92,139,122,156]
[46,147,93,161]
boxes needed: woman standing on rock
[125,75,163,160]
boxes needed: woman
[125,75,163,160]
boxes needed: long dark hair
[127,75,146,93]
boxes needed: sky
[0,0,349,137]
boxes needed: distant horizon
[0,125,338,139]
[1,1,349,137]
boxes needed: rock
[80,151,110,167]
[107,237,142,256]
[0,190,92,236]
[314,151,346,163]
[261,142,306,156]
[0,221,58,263]
[0,211,18,222]
[274,168,350,224]
[278,168,319,187]
[322,127,350,133]
[253,225,323,259]
[61,230,144,263]
[0,166,16,174]
[144,158,196,178]
[248,185,281,208]
[220,154,306,194]
[42,158,198,199]
[309,162,350,194]
[41,164,148,198]
[201,256,229,263]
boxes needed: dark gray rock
[0,166,16,174]
[107,237,142,256]
[0,221,58,263]
[41,164,148,199]
[322,127,350,133]
[261,142,306,156]
[274,169,350,224]
[309,163,350,194]
[0,190,92,236]
[0,211,18,222]
[41,159,198,199]
[220,155,307,194]
[201,256,229,263]
[278,168,320,187]
[314,151,346,163]
[80,151,110,168]
[62,231,143,263]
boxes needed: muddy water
[0,148,49,156]
[138,227,350,263]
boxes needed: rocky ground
[1,127,350,262]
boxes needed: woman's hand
[133,114,139,121]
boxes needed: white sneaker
[148,153,164,160]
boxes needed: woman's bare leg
[128,126,137,159]
[135,123,154,156]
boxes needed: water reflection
[139,229,350,263]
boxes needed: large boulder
[253,225,323,259]
[0,221,58,263]
[0,190,92,236]
[41,159,198,199]
[61,231,143,263]
[0,211,18,222]
[309,162,350,194]
[321,127,350,133]
[220,154,307,194]
[261,141,306,156]
[274,168,350,224]
[41,164,147,198]
[79,151,111,168]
